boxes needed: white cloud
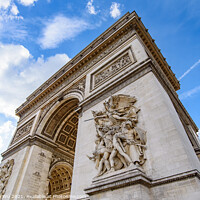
[39,15,90,49]
[0,120,16,153]
[179,59,200,80]
[18,0,38,6]
[197,130,200,138]
[179,85,200,100]
[0,121,15,139]
[110,2,121,19]
[0,43,70,118]
[11,4,19,15]
[0,43,70,158]
[87,0,98,15]
[0,0,11,9]
[0,136,3,151]
[0,19,26,41]
[0,0,21,20]
[0,43,30,76]
[0,1,23,39]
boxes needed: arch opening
[41,98,80,198]
[48,163,72,199]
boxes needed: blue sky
[0,0,199,156]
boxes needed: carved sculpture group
[89,95,147,177]
[0,159,14,197]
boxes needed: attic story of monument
[0,11,200,200]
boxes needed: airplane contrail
[179,59,200,80]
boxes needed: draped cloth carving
[89,95,147,177]
[0,159,14,198]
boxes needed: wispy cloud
[87,0,98,15]
[179,85,200,100]
[0,0,26,40]
[18,0,38,6]
[110,2,121,19]
[0,0,11,9]
[179,59,200,80]
[0,21,27,41]
[11,3,19,15]
[38,15,90,49]
[0,0,22,19]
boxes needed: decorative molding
[152,169,200,186]
[48,161,72,196]
[18,77,86,122]
[16,26,136,119]
[11,117,35,145]
[81,60,152,112]
[85,167,151,195]
[55,112,78,152]
[41,99,78,140]
[50,154,74,168]
[70,78,86,93]
[2,135,74,162]
[0,159,14,198]
[15,11,180,120]
[84,169,200,196]
[91,48,135,90]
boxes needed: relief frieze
[88,94,147,177]
[0,159,14,198]
[91,48,135,89]
[11,117,35,144]
[17,28,136,120]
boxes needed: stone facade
[0,11,200,200]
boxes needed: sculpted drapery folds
[89,95,147,177]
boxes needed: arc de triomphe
[0,11,200,200]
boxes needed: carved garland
[88,94,147,177]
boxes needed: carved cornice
[133,16,180,91]
[85,168,151,195]
[152,169,200,186]
[85,169,200,195]
[15,11,180,120]
[1,135,74,161]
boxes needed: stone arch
[36,91,83,137]
[41,98,79,140]
[48,161,73,198]
[36,94,81,198]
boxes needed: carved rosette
[0,159,14,198]
[88,94,147,177]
